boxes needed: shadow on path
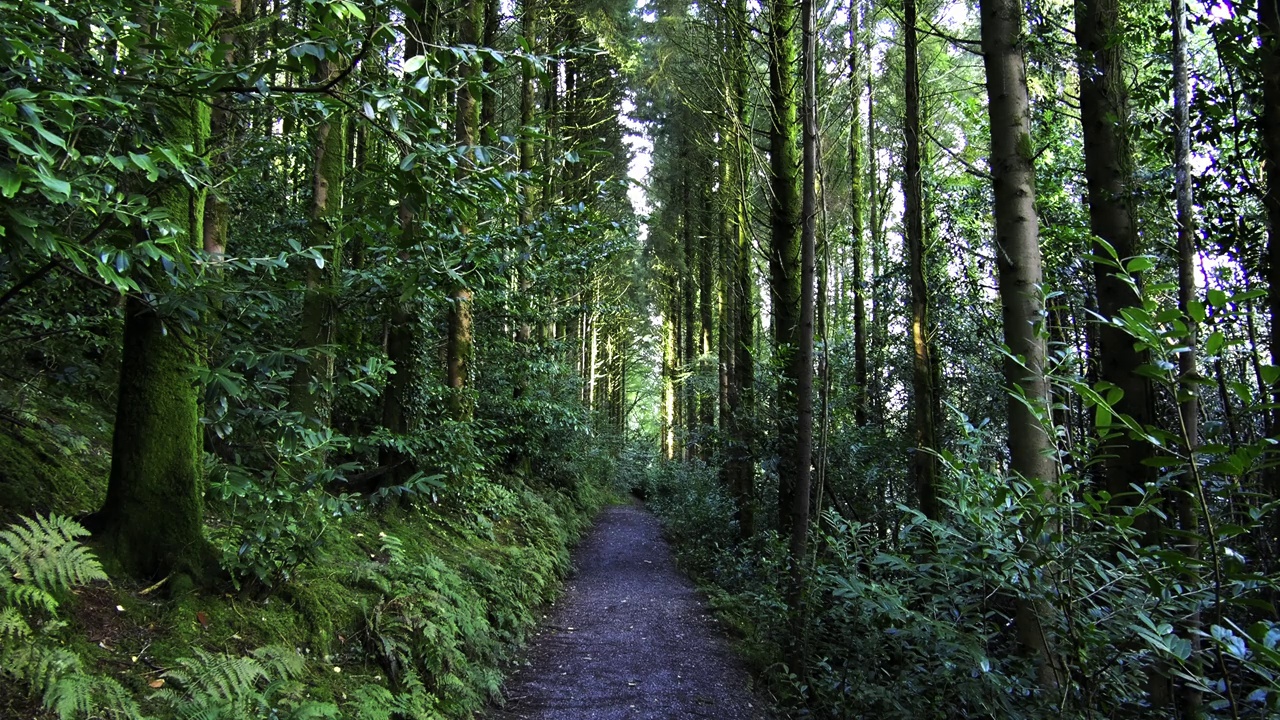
[485,501,768,720]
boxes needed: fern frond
[45,671,97,720]
[163,649,268,705]
[6,582,59,615]
[251,644,305,681]
[0,514,106,600]
[0,605,32,639]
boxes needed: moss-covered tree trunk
[98,3,215,582]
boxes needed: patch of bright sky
[622,0,654,243]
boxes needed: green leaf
[129,151,160,181]
[403,55,428,74]
[1204,331,1225,357]
[1207,288,1228,309]
[0,167,21,197]
[1263,365,1280,387]
[36,170,70,199]
[1125,256,1156,273]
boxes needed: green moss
[0,423,107,523]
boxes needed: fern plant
[150,645,339,720]
[0,513,145,720]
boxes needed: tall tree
[448,0,483,422]
[904,0,939,519]
[290,54,348,431]
[766,0,805,534]
[724,0,756,536]
[979,0,1061,688]
[1170,1,1203,711]
[1075,0,1155,510]
[1261,0,1280,510]
[96,5,217,580]
[848,0,868,428]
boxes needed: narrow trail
[486,501,768,720]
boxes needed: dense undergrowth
[636,447,1280,719]
[0,377,616,720]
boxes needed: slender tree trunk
[1171,0,1204,712]
[290,58,347,430]
[480,0,500,140]
[203,0,242,260]
[448,0,482,422]
[1077,0,1155,511]
[682,179,698,458]
[381,0,431,485]
[904,0,938,519]
[849,0,868,428]
[725,0,755,536]
[980,0,1062,688]
[867,55,885,422]
[767,0,804,534]
[1260,0,1280,519]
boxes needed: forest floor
[484,500,769,720]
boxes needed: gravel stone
[486,501,769,720]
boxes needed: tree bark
[904,0,939,519]
[290,57,347,431]
[98,4,216,581]
[980,0,1062,689]
[767,0,804,535]
[1076,0,1155,510]
[448,0,482,422]
[725,0,756,537]
[849,0,868,428]
[1260,0,1280,518]
[1171,0,1204,712]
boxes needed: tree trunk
[849,0,868,428]
[904,0,939,519]
[980,0,1063,688]
[1260,0,1280,521]
[98,6,216,581]
[1076,0,1155,512]
[203,0,242,261]
[1172,0,1203,711]
[290,58,347,430]
[381,0,431,486]
[725,0,755,537]
[448,0,482,422]
[767,0,804,534]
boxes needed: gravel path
[486,501,768,720]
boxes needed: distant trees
[0,0,640,582]
[638,0,1280,713]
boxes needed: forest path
[485,501,769,720]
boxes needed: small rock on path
[486,501,768,720]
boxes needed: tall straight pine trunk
[979,0,1062,688]
[767,0,803,535]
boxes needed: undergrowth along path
[487,500,768,720]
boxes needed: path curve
[486,501,768,720]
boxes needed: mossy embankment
[0,386,615,719]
